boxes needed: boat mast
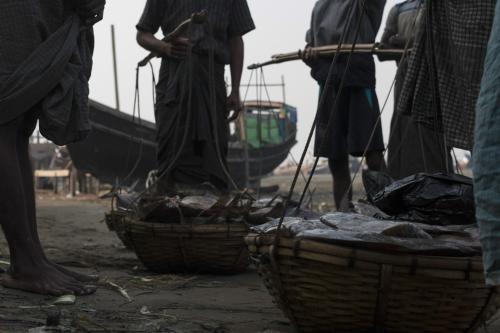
[281,75,286,104]
[111,25,121,112]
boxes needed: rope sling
[127,11,243,205]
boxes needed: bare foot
[1,265,97,296]
[52,264,99,283]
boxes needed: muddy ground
[0,174,498,332]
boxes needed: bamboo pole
[248,43,409,70]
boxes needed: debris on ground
[101,279,133,302]
[52,295,76,306]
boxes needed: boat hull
[68,101,296,188]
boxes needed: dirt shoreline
[0,194,293,333]
[0,175,498,332]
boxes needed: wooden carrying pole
[138,10,208,67]
[248,43,409,70]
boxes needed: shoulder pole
[248,43,409,70]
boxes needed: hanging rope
[119,67,146,187]
[134,15,242,202]
[268,1,363,323]
[132,21,197,203]
[111,66,146,193]
[295,0,371,210]
[337,0,425,206]
[273,0,363,238]
[205,20,242,192]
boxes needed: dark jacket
[381,0,423,48]
[305,0,386,87]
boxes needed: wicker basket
[245,233,500,333]
[124,217,250,274]
[105,211,134,250]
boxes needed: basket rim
[245,233,484,277]
[123,216,250,232]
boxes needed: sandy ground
[0,193,293,333]
[0,174,498,332]
[261,174,364,213]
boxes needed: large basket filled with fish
[109,187,286,274]
[245,173,500,332]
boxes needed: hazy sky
[90,0,401,158]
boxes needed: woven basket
[245,233,500,333]
[124,217,250,274]
[105,211,134,250]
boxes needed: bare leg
[0,115,96,296]
[15,118,98,283]
[365,151,387,172]
[329,156,353,212]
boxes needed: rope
[113,66,145,192]
[255,68,263,196]
[273,0,363,249]
[205,20,241,192]
[132,21,197,203]
[335,0,424,206]
[266,3,363,323]
[296,0,369,210]
[288,152,314,210]
[119,67,145,187]
[138,16,242,197]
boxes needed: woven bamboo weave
[105,211,134,250]
[245,233,500,333]
[124,217,250,274]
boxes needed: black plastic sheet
[251,211,480,257]
[363,172,476,226]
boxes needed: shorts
[314,85,385,159]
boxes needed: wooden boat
[29,137,56,170]
[67,99,297,188]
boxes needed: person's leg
[365,151,387,172]
[0,115,95,295]
[16,115,97,283]
[328,155,352,211]
[321,84,351,211]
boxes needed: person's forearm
[136,31,166,55]
[229,36,244,92]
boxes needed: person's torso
[309,0,380,87]
[396,0,423,42]
[0,0,66,76]
[310,0,379,47]
[160,0,235,63]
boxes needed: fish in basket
[245,209,499,333]
[107,188,289,274]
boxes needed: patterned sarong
[398,0,496,150]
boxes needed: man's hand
[160,37,190,60]
[388,35,407,48]
[302,46,319,61]
[301,46,319,68]
[227,91,243,122]
[76,0,106,26]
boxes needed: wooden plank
[34,169,70,178]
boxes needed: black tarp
[363,171,475,226]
